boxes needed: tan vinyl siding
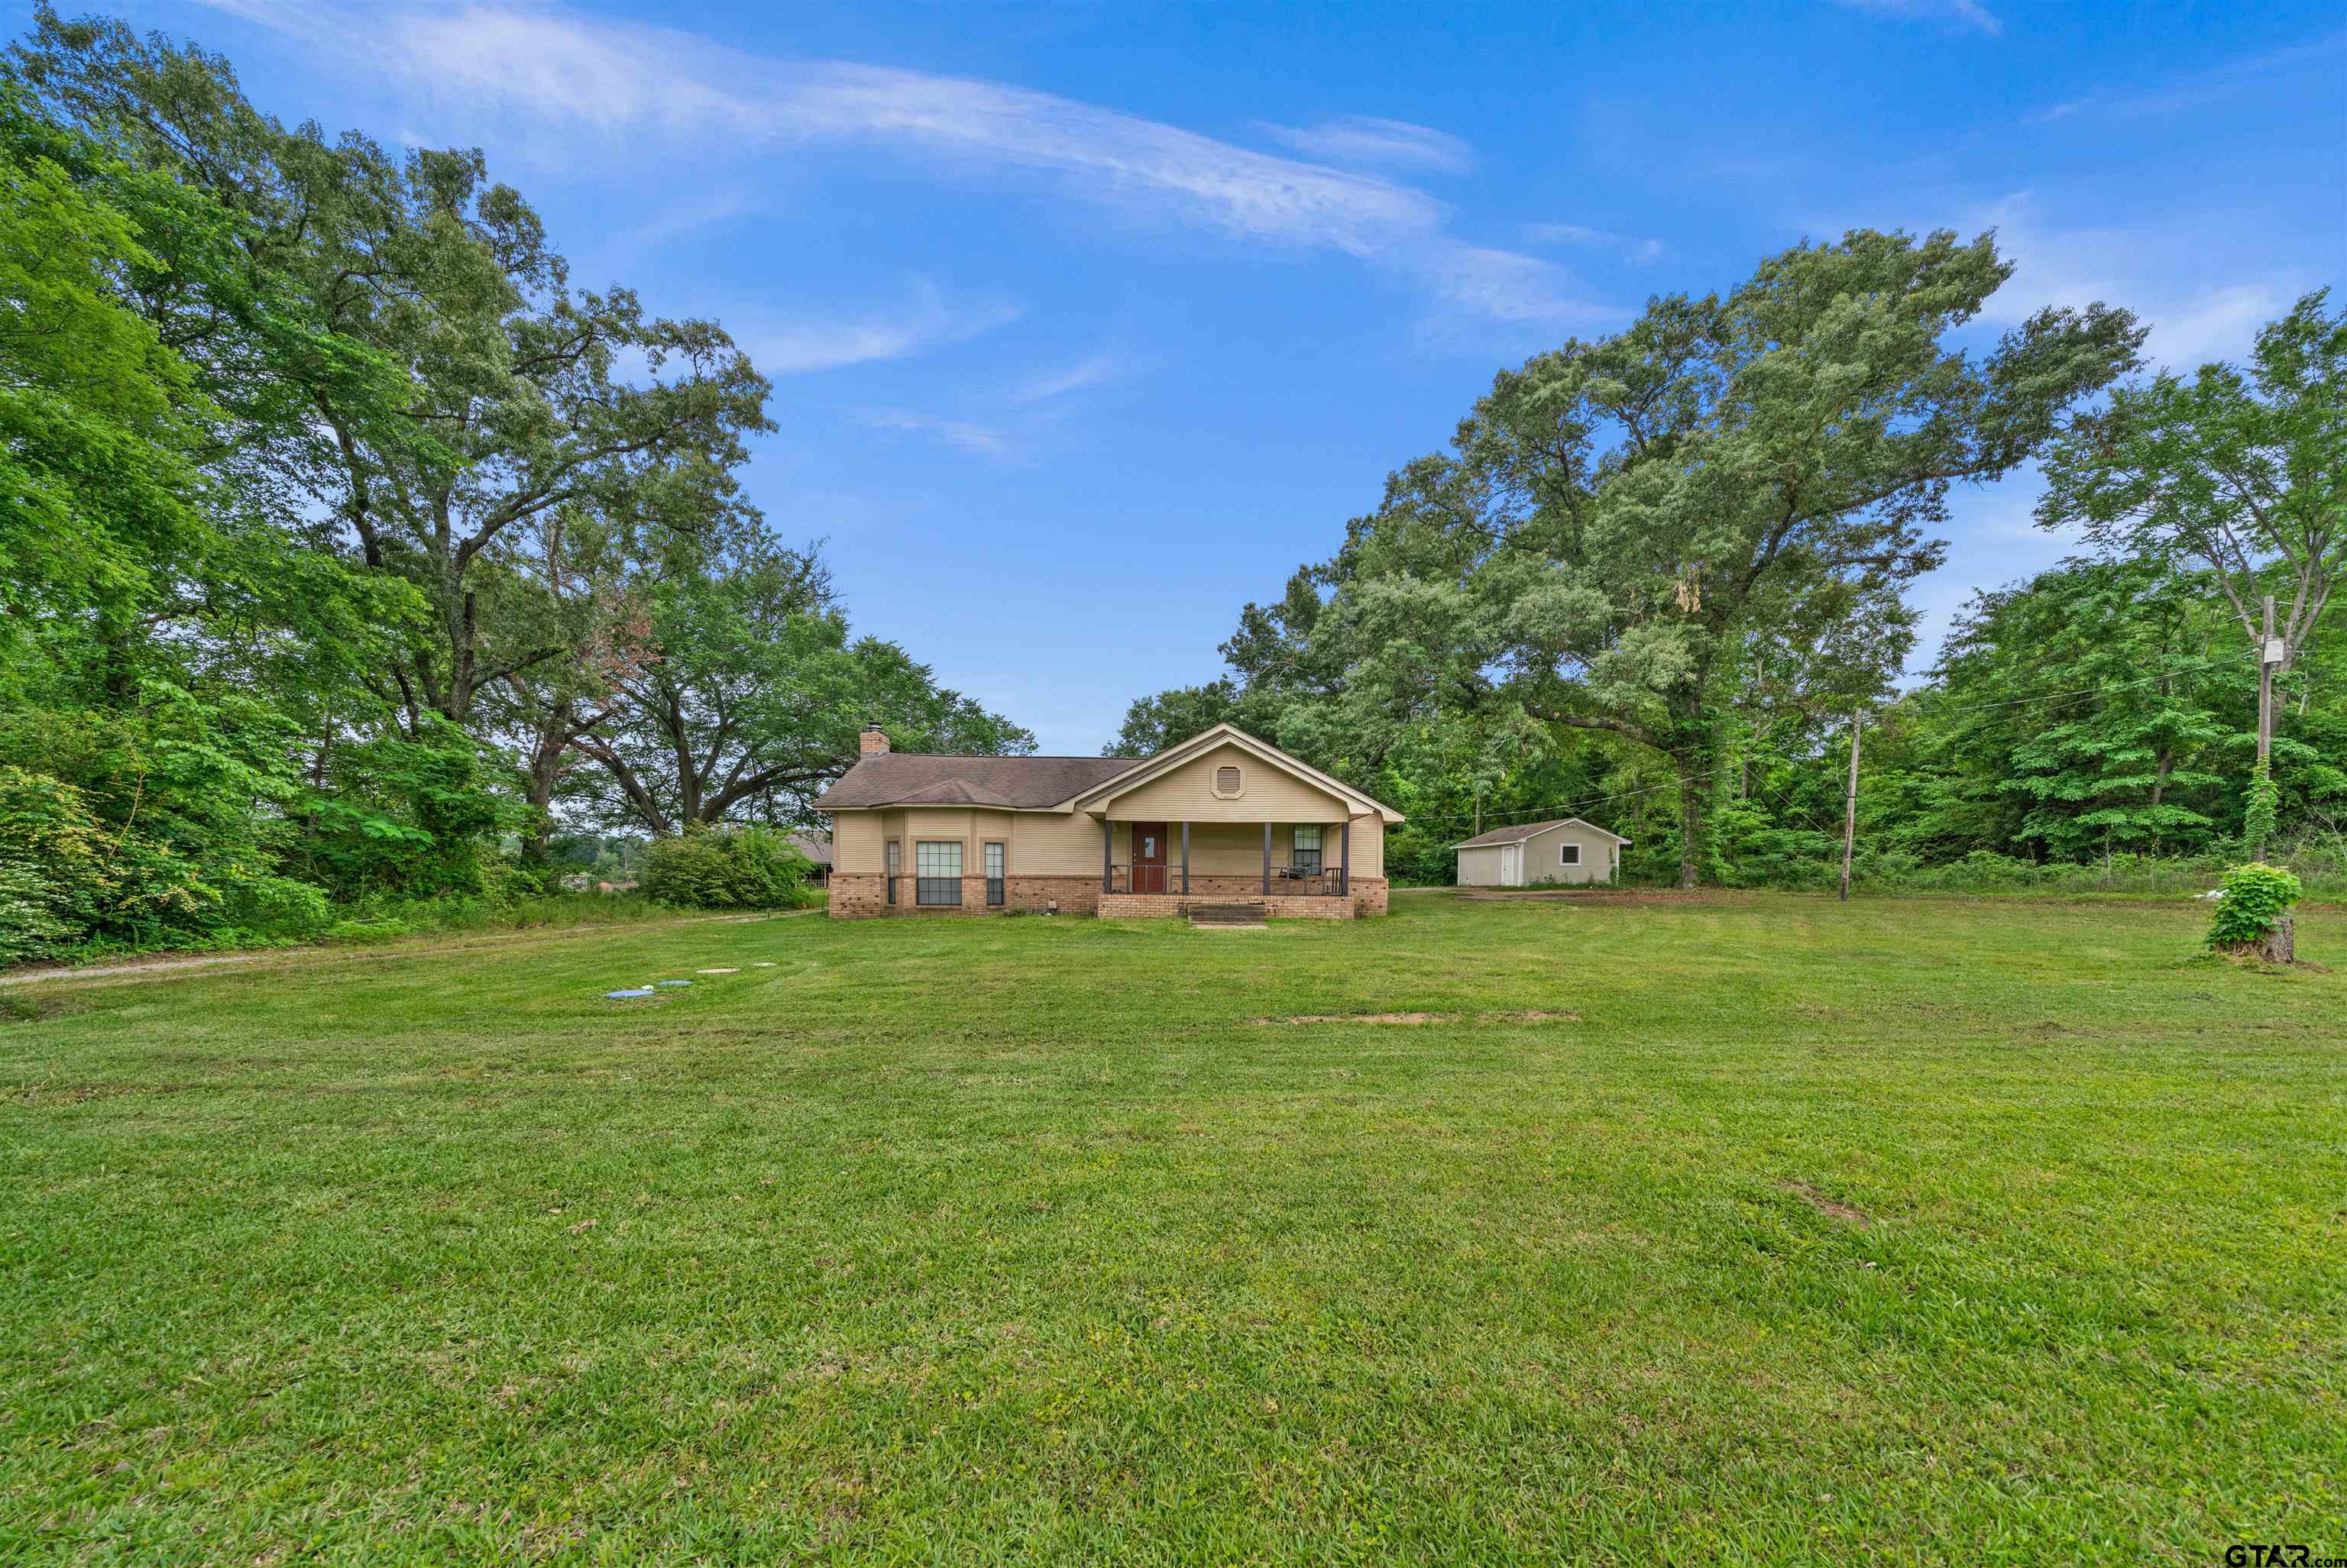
[1531,822,1617,884]
[1454,822,1617,886]
[1183,822,1270,875]
[1010,811,1118,874]
[831,810,885,875]
[1456,844,1505,887]
[1165,818,1381,877]
[1100,743,1348,823]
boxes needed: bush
[639,826,814,910]
[217,874,334,940]
[2206,862,2301,950]
[0,863,75,966]
[0,767,113,962]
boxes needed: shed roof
[1452,816,1630,850]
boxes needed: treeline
[1112,242,2342,891]
[1,10,1027,962]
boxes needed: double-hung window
[885,839,900,904]
[1290,825,1323,874]
[915,840,963,906]
[985,842,1005,907]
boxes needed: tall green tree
[2037,291,2344,686]
[15,10,774,735]
[1107,680,1248,757]
[575,536,1035,836]
[1198,231,2142,884]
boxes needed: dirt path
[0,910,818,990]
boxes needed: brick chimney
[858,723,890,758]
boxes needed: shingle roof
[813,753,1135,811]
[1452,817,1627,849]
[785,832,833,867]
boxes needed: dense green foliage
[0,11,1024,964]
[637,826,815,910]
[1116,277,2342,892]
[4,894,2338,1559]
[2206,861,2302,949]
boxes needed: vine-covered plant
[2243,764,2281,858]
[2206,862,2302,949]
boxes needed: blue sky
[34,0,2345,751]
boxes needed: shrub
[0,767,112,962]
[217,874,334,940]
[0,863,74,966]
[639,826,813,910]
[2206,862,2301,950]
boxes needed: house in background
[1453,818,1628,887]
[814,723,1401,918]
[785,832,832,887]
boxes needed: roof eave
[1066,723,1406,823]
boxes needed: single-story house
[814,722,1402,918]
[1453,817,1628,887]
[785,832,832,887]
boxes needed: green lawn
[5,892,2342,1564]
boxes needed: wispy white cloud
[1424,247,1611,329]
[630,187,765,247]
[1526,222,1669,264]
[2022,29,2345,126]
[863,408,1011,456]
[1256,115,1474,175]
[1965,193,2303,370]
[198,0,1604,331]
[1013,351,1128,404]
[740,279,1021,375]
[1828,0,2002,37]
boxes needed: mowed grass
[3,892,2342,1564]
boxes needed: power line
[1411,647,2261,840]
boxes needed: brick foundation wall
[827,874,1106,919]
[827,874,1390,919]
[1100,893,1345,919]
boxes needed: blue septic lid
[605,988,655,999]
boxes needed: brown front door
[1131,822,1167,894]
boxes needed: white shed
[1452,817,1629,887]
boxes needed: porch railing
[1105,864,1350,897]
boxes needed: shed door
[1501,843,1523,887]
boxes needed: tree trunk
[523,746,562,861]
[2258,917,2295,965]
[1675,768,1704,890]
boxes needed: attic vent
[1216,766,1241,794]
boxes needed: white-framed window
[1560,842,1581,866]
[984,842,1005,907]
[1212,765,1243,798]
[1291,824,1322,872]
[915,840,963,905]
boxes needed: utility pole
[2255,594,2279,861]
[1839,709,1863,903]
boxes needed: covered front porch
[1096,818,1358,900]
